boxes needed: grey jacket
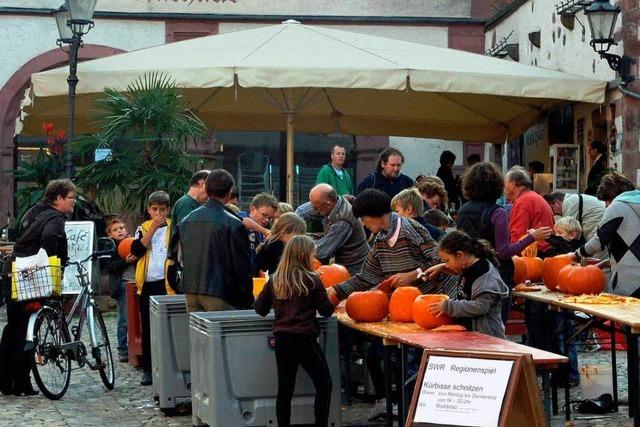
[442,261,508,339]
[296,197,370,275]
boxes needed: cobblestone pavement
[0,307,636,426]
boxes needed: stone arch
[0,44,125,222]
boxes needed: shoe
[368,399,387,421]
[118,354,129,363]
[13,387,39,396]
[140,372,152,386]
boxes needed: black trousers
[275,332,332,427]
[0,301,34,393]
[139,280,166,373]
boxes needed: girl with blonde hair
[256,212,306,274]
[255,235,335,427]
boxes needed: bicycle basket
[11,259,62,302]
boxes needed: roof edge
[485,0,528,30]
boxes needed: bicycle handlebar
[66,249,114,267]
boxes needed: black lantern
[54,0,96,178]
[585,0,620,54]
[584,0,634,82]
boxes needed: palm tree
[71,72,206,214]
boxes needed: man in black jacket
[169,169,253,313]
[585,140,608,196]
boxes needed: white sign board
[414,356,514,427]
[63,221,96,294]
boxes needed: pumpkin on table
[345,290,389,322]
[513,255,543,284]
[389,286,421,322]
[541,255,573,291]
[412,294,452,329]
[557,263,606,295]
[317,264,350,288]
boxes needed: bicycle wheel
[31,307,71,400]
[89,306,115,390]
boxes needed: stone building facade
[485,0,640,190]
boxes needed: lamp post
[54,0,96,178]
[584,0,635,83]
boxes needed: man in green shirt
[171,170,210,233]
[316,145,354,196]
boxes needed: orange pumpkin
[345,290,389,322]
[317,264,350,288]
[513,256,543,284]
[389,287,421,322]
[558,264,606,295]
[412,294,452,329]
[541,255,573,291]
[118,237,135,259]
[311,258,322,270]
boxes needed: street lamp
[54,0,96,178]
[584,0,635,83]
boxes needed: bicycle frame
[25,254,103,358]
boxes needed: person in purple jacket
[456,162,551,323]
[255,235,335,427]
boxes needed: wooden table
[335,306,567,425]
[514,289,640,426]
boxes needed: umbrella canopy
[18,20,606,202]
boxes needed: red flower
[55,130,66,142]
[42,122,54,134]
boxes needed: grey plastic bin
[190,310,342,427]
[149,295,190,410]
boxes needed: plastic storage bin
[126,282,142,367]
[150,294,190,410]
[190,310,341,427]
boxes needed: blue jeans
[116,281,128,356]
[554,312,580,383]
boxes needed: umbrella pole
[286,112,295,205]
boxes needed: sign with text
[406,350,546,427]
[414,355,513,427]
[62,221,97,294]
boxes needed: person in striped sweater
[326,189,458,420]
[328,189,459,303]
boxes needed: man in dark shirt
[170,170,210,234]
[356,147,413,199]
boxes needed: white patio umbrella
[18,20,606,203]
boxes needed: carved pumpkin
[389,287,421,322]
[345,290,389,322]
[311,258,322,270]
[513,256,543,284]
[412,294,452,329]
[541,255,573,291]
[117,237,135,259]
[317,264,350,288]
[558,264,606,295]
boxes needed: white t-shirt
[146,226,167,281]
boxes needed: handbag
[11,248,62,302]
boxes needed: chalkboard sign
[63,221,97,294]
[405,350,545,427]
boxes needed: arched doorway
[0,45,124,224]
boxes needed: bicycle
[24,248,115,400]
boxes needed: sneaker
[118,354,128,363]
[140,372,152,386]
[368,399,387,421]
